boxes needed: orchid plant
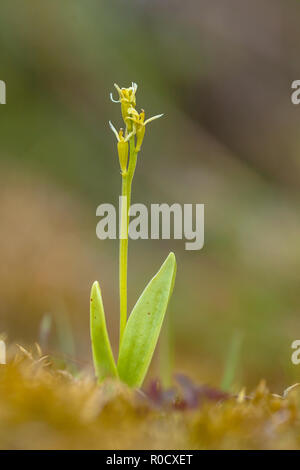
[90,83,176,388]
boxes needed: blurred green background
[1,0,300,391]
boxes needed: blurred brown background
[1,0,300,391]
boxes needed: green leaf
[117,252,176,388]
[90,281,118,382]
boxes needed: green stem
[119,136,138,348]
[119,174,128,346]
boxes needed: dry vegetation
[1,346,300,450]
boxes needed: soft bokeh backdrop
[1,0,300,391]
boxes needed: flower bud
[136,125,145,152]
[117,132,129,174]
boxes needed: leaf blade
[117,252,176,388]
[90,281,118,382]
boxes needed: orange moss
[0,347,300,450]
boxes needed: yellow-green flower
[110,83,138,127]
[109,121,134,175]
[126,108,163,152]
